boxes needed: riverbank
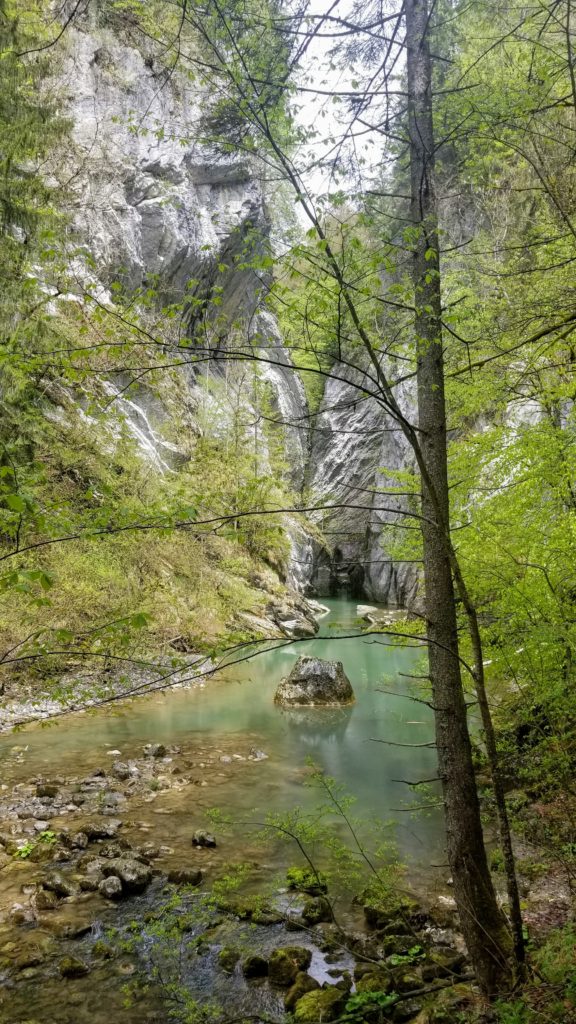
[0,590,324,734]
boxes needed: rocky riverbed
[0,730,572,1024]
[0,733,478,1024]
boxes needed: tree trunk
[405,0,512,993]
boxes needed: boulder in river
[102,857,152,893]
[274,657,354,707]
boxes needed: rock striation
[274,656,354,707]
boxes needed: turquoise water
[0,598,444,868]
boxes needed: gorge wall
[52,4,414,608]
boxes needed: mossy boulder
[355,971,393,994]
[302,896,332,925]
[284,971,320,1011]
[286,866,328,895]
[269,946,312,986]
[59,956,90,978]
[242,953,269,979]
[293,986,346,1023]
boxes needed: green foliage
[341,990,399,1023]
[14,830,57,858]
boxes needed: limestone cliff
[49,5,412,608]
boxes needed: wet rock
[275,656,354,707]
[192,830,216,848]
[50,845,72,863]
[302,895,332,925]
[251,905,283,925]
[33,889,59,911]
[83,819,121,840]
[293,986,346,1023]
[59,955,90,978]
[111,761,131,780]
[334,971,353,994]
[60,830,89,851]
[218,947,240,973]
[99,875,123,900]
[36,783,59,798]
[80,855,107,875]
[268,947,312,986]
[9,903,37,926]
[284,972,320,1011]
[93,940,115,959]
[78,876,100,892]
[32,819,50,832]
[138,842,162,859]
[102,791,126,809]
[102,857,152,893]
[380,934,416,956]
[14,941,51,969]
[354,963,381,981]
[41,916,92,939]
[167,867,202,886]
[42,871,78,898]
[99,841,130,859]
[143,743,166,758]
[242,953,269,978]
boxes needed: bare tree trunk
[405,0,512,993]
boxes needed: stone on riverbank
[274,657,354,707]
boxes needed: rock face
[306,367,420,608]
[275,657,354,707]
[46,9,412,604]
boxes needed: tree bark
[405,0,512,993]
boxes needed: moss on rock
[293,986,346,1023]
[284,971,320,1011]
[269,946,313,986]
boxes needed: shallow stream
[0,598,448,1024]
[1,599,444,867]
